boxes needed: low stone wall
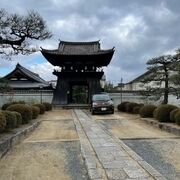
[142,118,180,136]
[0,120,41,158]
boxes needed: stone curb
[72,110,108,180]
[142,118,180,136]
[77,110,167,180]
[98,125,166,179]
[0,120,41,159]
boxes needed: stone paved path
[74,109,166,180]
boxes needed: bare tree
[0,9,52,58]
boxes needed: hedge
[117,102,129,112]
[43,102,52,111]
[126,102,139,113]
[0,112,6,132]
[33,104,45,114]
[155,104,177,122]
[1,101,25,110]
[170,108,179,123]
[2,111,17,129]
[32,106,40,119]
[139,105,157,118]
[12,111,22,125]
[7,104,32,124]
[175,111,180,125]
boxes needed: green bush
[175,111,180,125]
[1,103,11,110]
[155,104,177,122]
[32,106,40,119]
[170,108,179,123]
[126,102,139,113]
[43,102,52,111]
[7,104,32,124]
[33,104,45,114]
[139,105,157,118]
[0,112,6,132]
[2,111,17,129]
[133,105,143,114]
[117,102,129,112]
[153,108,158,118]
[1,101,25,110]
[11,111,22,125]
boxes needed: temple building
[1,63,52,90]
[41,40,114,105]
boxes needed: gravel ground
[123,139,180,180]
[94,112,180,180]
[0,141,88,180]
[0,110,88,180]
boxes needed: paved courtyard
[0,109,179,179]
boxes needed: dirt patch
[0,141,87,180]
[39,109,73,120]
[95,112,177,139]
[25,119,78,142]
[0,109,88,180]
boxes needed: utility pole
[120,77,123,103]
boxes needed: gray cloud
[0,0,180,83]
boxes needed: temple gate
[41,41,114,105]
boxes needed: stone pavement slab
[74,109,166,180]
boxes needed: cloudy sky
[0,0,180,84]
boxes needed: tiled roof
[41,40,114,55]
[7,81,50,88]
[16,64,48,84]
[3,63,50,87]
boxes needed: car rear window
[92,94,110,101]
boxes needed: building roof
[41,40,114,67]
[42,40,114,55]
[2,63,51,89]
[127,70,152,84]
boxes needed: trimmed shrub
[170,108,179,123]
[1,101,25,110]
[117,102,129,112]
[32,106,40,119]
[0,112,6,132]
[175,111,180,125]
[2,111,17,129]
[7,104,32,124]
[153,108,158,118]
[43,102,52,111]
[139,105,157,118]
[155,104,177,122]
[1,103,11,110]
[133,105,143,114]
[33,104,45,114]
[11,111,22,125]
[126,102,139,113]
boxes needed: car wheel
[92,110,95,115]
[111,110,114,114]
